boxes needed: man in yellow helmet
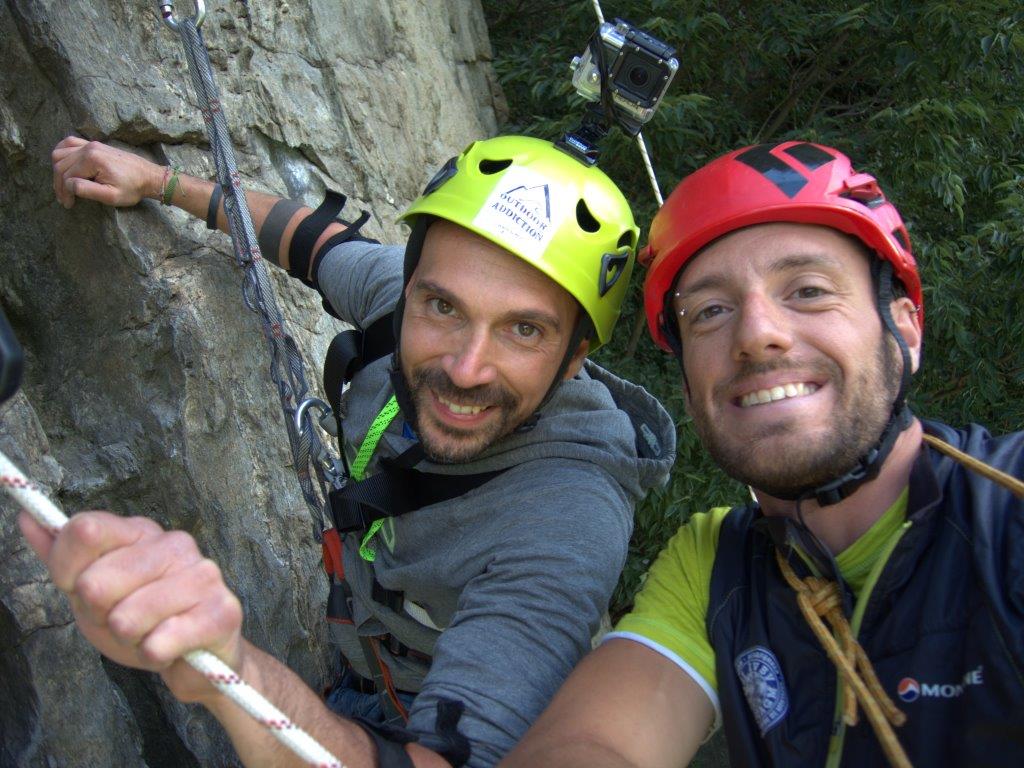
[27,135,675,767]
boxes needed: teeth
[439,396,485,415]
[740,382,818,408]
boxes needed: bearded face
[674,223,913,499]
[397,221,585,463]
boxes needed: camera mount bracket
[555,103,610,166]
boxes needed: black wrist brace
[350,717,417,768]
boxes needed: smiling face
[399,220,587,463]
[673,223,921,498]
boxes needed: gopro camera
[570,19,678,137]
[557,19,678,164]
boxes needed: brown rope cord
[766,432,1020,766]
[774,550,911,768]
[922,433,1024,499]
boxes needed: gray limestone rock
[0,1,500,765]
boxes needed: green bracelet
[161,168,181,206]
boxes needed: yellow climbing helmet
[399,135,638,350]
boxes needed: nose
[731,292,794,361]
[442,326,498,389]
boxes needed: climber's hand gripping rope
[0,246,344,767]
[2,454,346,768]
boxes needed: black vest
[708,421,1024,767]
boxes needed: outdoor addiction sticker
[735,645,790,735]
[472,167,559,260]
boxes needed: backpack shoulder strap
[323,310,396,415]
[328,461,504,533]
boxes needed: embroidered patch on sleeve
[734,645,789,735]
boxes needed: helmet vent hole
[478,159,512,175]
[576,200,601,233]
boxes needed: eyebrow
[675,252,844,301]
[410,278,564,331]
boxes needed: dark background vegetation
[482,1,1024,620]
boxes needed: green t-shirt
[605,490,910,716]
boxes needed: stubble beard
[690,335,902,498]
[401,364,521,464]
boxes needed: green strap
[824,517,913,768]
[350,395,400,562]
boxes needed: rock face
[0,2,501,765]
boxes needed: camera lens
[613,51,665,105]
[628,67,650,88]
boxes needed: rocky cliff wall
[0,2,502,765]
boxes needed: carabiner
[295,397,338,438]
[159,0,206,31]
[316,447,347,488]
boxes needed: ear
[561,338,590,381]
[890,296,923,373]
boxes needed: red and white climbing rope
[0,447,344,768]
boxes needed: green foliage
[483,0,1024,614]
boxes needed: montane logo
[896,666,984,702]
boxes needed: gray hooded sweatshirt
[317,241,675,767]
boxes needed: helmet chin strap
[390,216,433,347]
[382,217,430,448]
[787,402,913,506]
[781,259,915,507]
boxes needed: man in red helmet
[501,141,1024,767]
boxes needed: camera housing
[570,19,678,137]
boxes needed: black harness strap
[311,212,371,280]
[328,457,502,627]
[328,461,504,534]
[285,189,379,324]
[323,311,397,417]
[352,698,471,768]
[351,717,416,767]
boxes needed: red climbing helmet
[641,141,922,353]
